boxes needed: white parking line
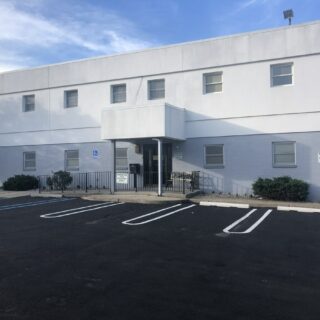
[122,204,196,225]
[40,202,124,218]
[223,209,272,234]
[0,198,75,211]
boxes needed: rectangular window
[148,79,165,100]
[23,152,36,171]
[116,148,128,171]
[271,63,293,86]
[23,95,35,112]
[204,145,224,167]
[203,72,222,94]
[65,90,78,108]
[272,142,296,167]
[111,84,126,103]
[65,150,79,171]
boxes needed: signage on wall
[116,173,128,184]
[318,153,320,163]
[92,149,99,159]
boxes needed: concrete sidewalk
[0,190,41,198]
[1,189,320,210]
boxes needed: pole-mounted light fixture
[283,9,294,25]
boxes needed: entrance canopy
[101,103,185,141]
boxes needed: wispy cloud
[234,0,269,13]
[0,0,156,72]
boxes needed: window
[65,150,79,171]
[23,95,35,112]
[111,84,126,103]
[23,152,36,171]
[271,63,293,86]
[272,142,296,167]
[116,148,128,171]
[148,79,165,100]
[65,90,78,108]
[204,145,224,167]
[203,72,222,94]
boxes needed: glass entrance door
[143,143,172,186]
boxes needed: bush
[252,176,309,201]
[48,171,73,191]
[3,175,38,191]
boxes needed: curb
[277,206,320,213]
[31,193,63,198]
[199,201,250,209]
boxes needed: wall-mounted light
[283,9,294,25]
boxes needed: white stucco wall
[0,21,320,146]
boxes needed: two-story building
[1,21,320,199]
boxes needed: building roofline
[1,19,320,76]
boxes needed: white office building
[1,21,320,199]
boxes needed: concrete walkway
[1,189,320,210]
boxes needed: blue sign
[92,149,99,159]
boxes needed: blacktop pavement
[1,189,320,212]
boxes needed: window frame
[270,62,294,87]
[116,148,128,171]
[148,79,165,100]
[65,149,79,171]
[203,72,223,94]
[22,94,35,112]
[111,83,127,104]
[272,141,297,168]
[23,151,36,171]
[64,89,78,108]
[204,144,224,168]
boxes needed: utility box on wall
[129,163,141,174]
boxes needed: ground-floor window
[116,148,128,171]
[204,144,224,168]
[65,150,79,171]
[272,141,296,167]
[23,151,36,171]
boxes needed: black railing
[38,171,112,193]
[38,170,202,194]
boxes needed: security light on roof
[283,9,294,25]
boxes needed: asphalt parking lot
[0,196,319,320]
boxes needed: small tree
[51,171,73,192]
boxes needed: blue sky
[0,0,319,72]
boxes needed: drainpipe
[153,138,162,196]
[110,140,116,194]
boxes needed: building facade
[1,21,320,199]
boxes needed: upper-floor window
[65,90,78,108]
[203,72,222,94]
[271,63,293,87]
[23,151,36,171]
[204,144,224,168]
[23,95,35,112]
[272,141,296,167]
[65,150,79,171]
[116,148,128,171]
[148,79,165,100]
[111,84,126,103]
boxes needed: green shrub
[49,171,73,191]
[252,176,309,201]
[3,175,38,191]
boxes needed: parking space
[0,197,319,320]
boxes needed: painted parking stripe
[223,209,272,234]
[122,204,181,225]
[122,204,196,225]
[41,202,124,218]
[0,198,75,211]
[41,202,112,217]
